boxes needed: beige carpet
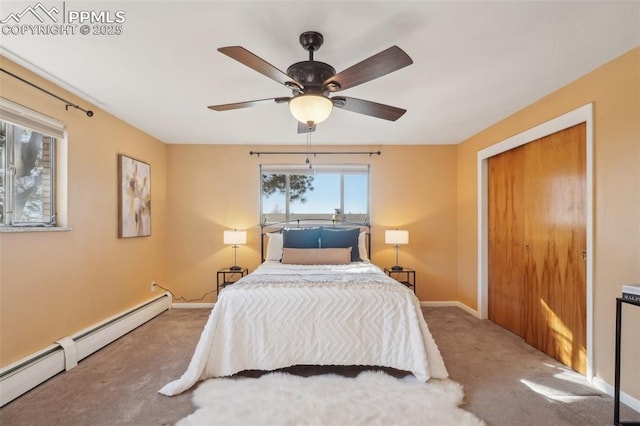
[0,307,638,425]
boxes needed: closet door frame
[477,103,594,380]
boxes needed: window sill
[0,226,72,233]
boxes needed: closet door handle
[581,250,587,262]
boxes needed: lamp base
[391,265,404,271]
[229,265,242,271]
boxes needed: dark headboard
[260,218,371,263]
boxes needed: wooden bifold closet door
[488,123,586,374]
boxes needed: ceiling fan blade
[208,97,290,111]
[332,96,406,121]
[297,121,316,134]
[323,46,413,92]
[218,46,302,90]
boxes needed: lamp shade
[223,230,247,245]
[385,230,409,245]
[289,94,333,125]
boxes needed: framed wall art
[118,154,151,238]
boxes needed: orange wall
[0,58,168,366]
[456,47,640,399]
[164,144,458,303]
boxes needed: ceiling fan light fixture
[289,94,333,126]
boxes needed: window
[0,98,63,227]
[260,164,370,224]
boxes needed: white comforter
[159,261,448,396]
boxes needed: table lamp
[385,229,409,271]
[223,229,247,271]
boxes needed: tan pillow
[281,248,352,265]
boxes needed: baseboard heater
[0,293,171,407]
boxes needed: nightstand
[217,267,248,295]
[384,267,416,294]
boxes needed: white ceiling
[1,1,639,145]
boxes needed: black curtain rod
[0,67,94,117]
[250,150,381,157]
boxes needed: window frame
[0,97,64,229]
[259,163,370,225]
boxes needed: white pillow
[265,232,283,261]
[359,231,369,261]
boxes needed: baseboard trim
[171,302,215,309]
[592,376,640,414]
[0,293,171,407]
[420,300,479,317]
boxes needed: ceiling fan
[208,31,413,133]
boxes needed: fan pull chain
[306,132,312,168]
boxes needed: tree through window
[260,164,369,224]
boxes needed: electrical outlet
[150,281,157,292]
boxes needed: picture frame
[118,154,151,238]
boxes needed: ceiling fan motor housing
[286,61,335,94]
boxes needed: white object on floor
[177,370,484,426]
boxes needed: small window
[0,98,63,227]
[260,164,370,224]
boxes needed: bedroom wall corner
[0,56,169,367]
[164,144,259,304]
[373,145,458,302]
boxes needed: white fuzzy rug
[177,371,485,426]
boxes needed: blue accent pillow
[320,227,361,262]
[282,227,321,249]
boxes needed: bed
[159,221,448,396]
